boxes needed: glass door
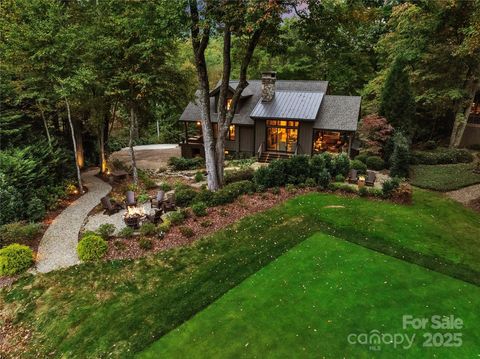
[266,120,299,152]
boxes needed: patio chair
[150,190,165,209]
[365,171,376,187]
[147,208,163,224]
[101,196,123,215]
[162,193,176,212]
[125,191,136,207]
[347,169,358,184]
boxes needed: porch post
[184,122,188,143]
[347,133,353,158]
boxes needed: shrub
[113,240,126,251]
[224,167,255,184]
[167,211,185,225]
[285,184,296,192]
[0,243,33,276]
[211,180,255,206]
[26,196,46,222]
[0,222,42,248]
[138,170,157,189]
[140,222,157,236]
[175,187,197,207]
[194,188,215,205]
[366,156,385,170]
[358,186,369,197]
[179,226,194,238]
[138,238,153,250]
[157,220,171,233]
[350,160,367,174]
[137,193,150,204]
[390,132,410,178]
[194,171,204,182]
[333,154,350,177]
[200,220,212,228]
[118,226,134,238]
[309,155,326,180]
[168,157,204,171]
[305,178,316,187]
[357,114,394,156]
[285,155,310,184]
[367,187,384,198]
[355,154,368,164]
[382,177,401,198]
[410,148,473,165]
[423,140,437,150]
[77,234,108,261]
[271,186,280,195]
[329,182,358,193]
[392,183,413,204]
[317,169,331,189]
[158,182,172,192]
[334,174,345,183]
[96,224,116,240]
[192,202,207,217]
[319,152,335,175]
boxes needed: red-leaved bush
[357,114,394,156]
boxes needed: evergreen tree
[379,58,416,132]
[390,132,410,178]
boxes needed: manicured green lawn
[139,233,480,358]
[1,190,479,357]
[410,163,480,191]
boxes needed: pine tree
[390,132,410,178]
[379,58,416,131]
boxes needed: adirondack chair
[125,191,136,207]
[162,192,176,212]
[365,171,376,187]
[101,196,123,215]
[347,169,358,184]
[150,190,165,209]
[147,208,163,224]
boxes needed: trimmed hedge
[224,167,255,184]
[0,243,33,276]
[77,234,108,262]
[210,180,255,206]
[410,148,473,165]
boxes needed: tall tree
[188,0,284,190]
[379,57,416,132]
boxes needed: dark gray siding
[240,126,255,153]
[254,119,266,153]
[298,122,313,155]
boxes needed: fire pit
[123,205,146,229]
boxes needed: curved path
[36,168,111,273]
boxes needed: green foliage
[113,241,126,251]
[224,167,255,184]
[410,148,473,165]
[0,222,42,248]
[285,156,310,184]
[179,226,194,238]
[138,171,157,190]
[382,178,401,198]
[317,169,331,189]
[329,182,358,194]
[167,211,186,225]
[194,188,215,205]
[390,132,410,178]
[285,184,296,193]
[333,154,350,177]
[200,220,213,228]
[118,227,134,238]
[355,154,368,164]
[175,187,197,207]
[168,157,204,171]
[138,238,153,251]
[210,181,255,206]
[366,156,385,170]
[140,223,157,236]
[192,202,207,217]
[157,220,171,233]
[77,234,108,262]
[350,160,367,174]
[410,163,480,191]
[26,196,46,223]
[158,182,172,192]
[194,171,205,183]
[305,178,316,187]
[96,224,115,240]
[0,243,33,276]
[137,193,150,204]
[358,186,369,197]
[334,174,345,183]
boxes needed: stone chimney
[261,71,276,102]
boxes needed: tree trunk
[65,97,84,193]
[38,104,52,147]
[450,65,479,147]
[129,107,138,186]
[73,118,85,168]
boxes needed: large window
[266,120,299,152]
[227,125,235,140]
[313,130,349,154]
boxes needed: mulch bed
[105,187,313,261]
[467,197,480,212]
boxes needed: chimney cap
[261,71,276,78]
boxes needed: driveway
[110,144,181,170]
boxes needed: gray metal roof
[179,80,329,126]
[313,95,361,132]
[250,91,324,120]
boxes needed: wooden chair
[125,191,136,207]
[147,208,163,224]
[150,190,165,209]
[347,169,358,184]
[101,196,123,215]
[365,171,376,187]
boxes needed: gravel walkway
[446,183,480,205]
[36,168,111,273]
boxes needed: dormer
[209,82,253,113]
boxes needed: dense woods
[1,0,479,219]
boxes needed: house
[179,72,361,161]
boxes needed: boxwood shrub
[0,243,34,276]
[224,167,255,184]
[77,233,108,262]
[192,202,207,217]
[350,159,367,174]
[175,187,197,207]
[366,156,385,170]
[210,180,255,206]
